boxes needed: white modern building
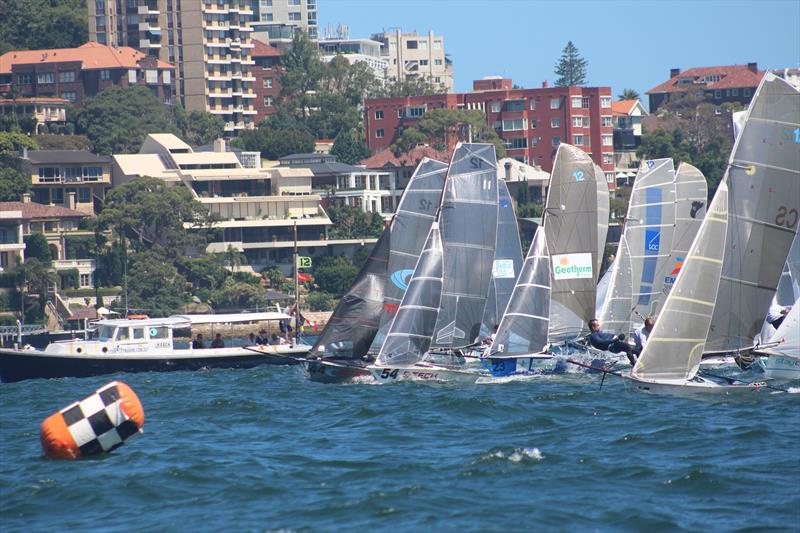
[370,29,453,91]
[251,0,318,47]
[318,38,388,81]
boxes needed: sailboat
[369,143,499,383]
[595,164,611,278]
[757,299,800,379]
[704,73,800,357]
[306,158,448,383]
[663,163,707,296]
[597,235,633,336]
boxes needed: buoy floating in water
[40,381,144,460]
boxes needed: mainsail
[309,230,390,359]
[489,226,550,357]
[595,259,614,317]
[765,298,800,360]
[598,235,633,335]
[632,181,729,382]
[431,144,499,349]
[663,163,708,296]
[706,73,800,353]
[626,158,677,320]
[595,164,610,280]
[481,178,524,333]
[544,143,599,342]
[376,224,443,366]
[369,158,448,352]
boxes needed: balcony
[139,39,161,48]
[138,5,160,15]
[53,259,96,273]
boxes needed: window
[704,74,721,83]
[550,97,560,109]
[145,70,157,84]
[17,74,32,84]
[729,88,738,96]
[376,128,384,138]
[502,118,526,131]
[507,137,527,149]
[96,32,106,44]
[95,16,106,28]
[530,119,537,129]
[743,88,751,97]
[261,13,273,21]
[552,136,561,147]
[419,41,428,50]
[100,69,110,80]
[37,72,54,84]
[163,70,170,84]
[606,172,614,183]
[78,187,91,203]
[434,76,441,83]
[51,188,64,203]
[571,96,581,108]
[148,326,169,339]
[529,99,536,110]
[263,77,273,88]
[128,69,137,83]
[60,91,77,102]
[491,101,501,113]
[288,0,300,4]
[397,108,404,118]
[374,110,383,120]
[602,135,613,146]
[433,41,442,49]
[406,106,426,118]
[573,134,584,145]
[419,59,428,66]
[601,116,613,128]
[603,153,613,165]
[435,59,443,66]
[260,0,272,5]
[263,96,273,107]
[406,40,418,49]
[82,166,103,180]
[288,12,301,20]
[601,96,611,108]
[133,327,145,339]
[39,167,61,181]
[572,116,583,127]
[551,117,560,128]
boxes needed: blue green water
[1,366,798,532]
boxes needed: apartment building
[364,77,616,188]
[318,38,388,81]
[251,38,282,123]
[0,42,174,107]
[89,0,257,132]
[251,0,318,47]
[611,99,648,182]
[370,29,453,92]
[0,98,69,134]
[646,63,764,114]
[21,150,113,216]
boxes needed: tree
[0,154,31,201]
[176,107,225,146]
[280,30,325,120]
[313,255,358,297]
[12,258,57,322]
[305,290,335,311]
[0,0,87,54]
[209,278,268,311]
[331,128,371,164]
[0,131,38,153]
[24,232,52,264]
[554,41,588,87]
[618,88,640,100]
[377,77,441,98]
[389,108,506,158]
[125,250,189,316]
[73,86,177,155]
[327,205,384,239]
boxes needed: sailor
[248,332,256,345]
[211,333,225,349]
[483,324,499,346]
[192,334,205,349]
[587,319,638,366]
[632,317,654,352]
[767,303,792,330]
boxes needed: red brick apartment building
[0,42,174,108]
[251,38,282,124]
[364,77,615,188]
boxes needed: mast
[293,220,299,346]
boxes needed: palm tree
[618,88,640,100]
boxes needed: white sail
[663,163,707,297]
[595,164,610,280]
[633,181,729,382]
[626,158,677,321]
[598,235,633,335]
[706,73,800,353]
[595,259,614,317]
[766,298,800,360]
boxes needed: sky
[318,0,800,106]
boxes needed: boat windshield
[93,325,116,341]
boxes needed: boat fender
[40,381,144,460]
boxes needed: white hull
[761,355,800,380]
[626,374,770,396]
[368,364,481,384]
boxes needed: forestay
[369,158,448,352]
[633,182,729,382]
[481,179,524,334]
[489,226,550,357]
[544,143,599,342]
[598,235,633,336]
[431,144,498,349]
[663,163,707,297]
[376,224,444,366]
[706,73,800,353]
[626,158,677,321]
[309,229,389,360]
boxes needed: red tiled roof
[361,145,450,168]
[251,38,282,58]
[0,201,88,220]
[0,41,174,74]
[612,99,638,116]
[646,65,764,94]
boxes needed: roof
[143,133,191,152]
[611,99,638,116]
[68,307,98,321]
[646,64,765,95]
[113,153,175,179]
[251,38,282,58]
[172,151,241,167]
[361,145,450,169]
[0,201,89,220]
[279,153,365,174]
[0,41,174,74]
[24,150,111,165]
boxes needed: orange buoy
[40,381,145,460]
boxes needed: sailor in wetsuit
[587,318,638,366]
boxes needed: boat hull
[305,359,372,384]
[368,365,481,384]
[0,346,307,383]
[761,355,800,380]
[626,374,770,396]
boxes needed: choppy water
[1,366,799,532]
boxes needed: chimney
[670,68,681,78]
[213,138,226,153]
[504,161,512,181]
[747,62,758,73]
[22,146,28,159]
[542,80,548,88]
[68,192,76,210]
[22,193,31,203]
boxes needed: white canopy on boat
[171,312,291,325]
[96,316,192,329]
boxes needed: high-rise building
[370,29,453,92]
[318,37,388,81]
[251,0,318,48]
[89,0,257,133]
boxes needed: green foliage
[0,113,36,134]
[330,128,371,164]
[327,205,384,239]
[618,89,640,100]
[96,240,125,287]
[64,236,94,260]
[125,250,189,316]
[59,268,79,290]
[305,290,335,311]
[351,246,371,270]
[313,255,357,297]
[554,41,588,87]
[209,277,268,311]
[0,153,30,201]
[0,131,38,153]
[390,108,506,158]
[179,255,228,292]
[24,232,51,264]
[610,185,632,220]
[262,266,290,291]
[11,257,57,318]
[377,77,441,98]
[34,134,92,151]
[516,203,543,219]
[233,115,315,160]
[0,290,16,311]
[175,106,225,146]
[0,0,87,54]
[73,86,177,155]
